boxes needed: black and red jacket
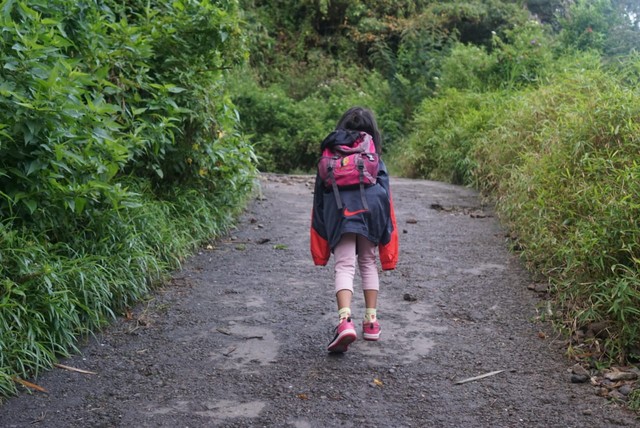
[310,158,399,270]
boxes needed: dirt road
[0,174,637,427]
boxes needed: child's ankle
[364,308,377,322]
[338,307,351,320]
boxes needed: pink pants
[334,233,379,294]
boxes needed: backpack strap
[327,162,343,210]
[357,158,369,210]
[326,154,370,212]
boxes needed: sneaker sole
[327,329,357,353]
[363,331,381,341]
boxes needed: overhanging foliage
[0,0,256,397]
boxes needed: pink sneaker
[363,320,381,341]
[328,318,357,353]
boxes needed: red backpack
[317,130,379,210]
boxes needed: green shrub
[487,20,555,88]
[400,48,640,362]
[230,63,399,172]
[437,19,555,93]
[438,44,495,92]
[558,0,640,57]
[0,0,256,397]
[392,88,504,185]
[0,0,131,233]
[473,56,640,362]
[0,0,252,222]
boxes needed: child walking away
[310,107,399,353]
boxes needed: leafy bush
[0,0,252,221]
[393,89,503,184]
[438,44,495,92]
[230,63,399,172]
[558,0,613,52]
[399,45,640,362]
[436,19,555,93]
[472,56,640,362]
[0,1,132,235]
[487,20,555,88]
[558,0,640,57]
[0,0,256,397]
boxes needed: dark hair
[335,107,382,153]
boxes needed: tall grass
[0,178,252,397]
[399,51,640,363]
[391,88,504,184]
[0,0,256,399]
[477,62,640,362]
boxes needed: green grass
[0,0,257,399]
[397,52,640,365]
[0,177,254,399]
[484,65,640,363]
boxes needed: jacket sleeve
[310,174,331,266]
[377,163,399,270]
[379,188,399,270]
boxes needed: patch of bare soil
[1,174,638,427]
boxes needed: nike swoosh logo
[343,208,368,217]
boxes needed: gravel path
[0,174,637,427]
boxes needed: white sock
[338,307,351,320]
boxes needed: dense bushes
[398,36,640,361]
[391,0,640,363]
[396,89,497,184]
[0,0,255,397]
[558,0,640,56]
[396,18,554,182]
[235,0,531,172]
[473,62,640,362]
[235,0,640,366]
[230,64,401,172]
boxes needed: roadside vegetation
[1,0,639,407]
[0,0,255,397]
[392,2,640,369]
[233,0,640,373]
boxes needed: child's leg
[363,290,378,321]
[357,235,382,340]
[357,234,379,316]
[329,233,358,352]
[334,233,357,319]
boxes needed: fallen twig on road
[12,377,48,393]
[53,364,97,375]
[454,370,505,385]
